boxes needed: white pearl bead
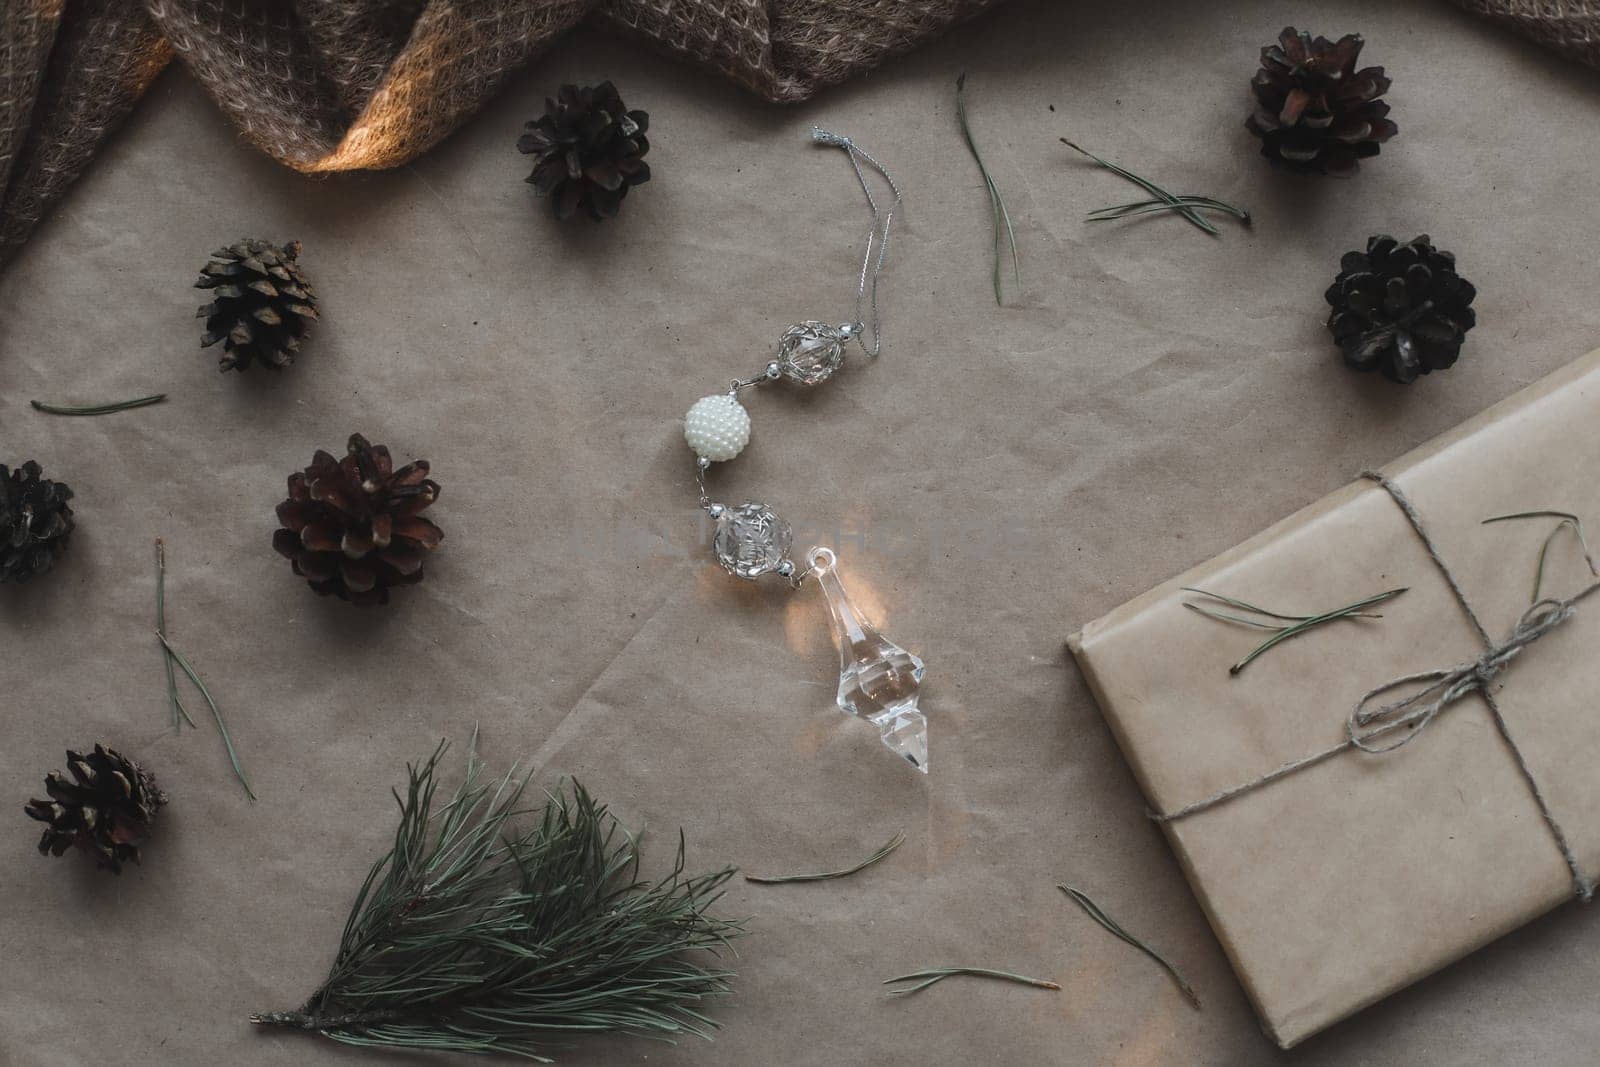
[683,394,750,462]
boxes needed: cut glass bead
[713,502,792,579]
[776,322,847,386]
[810,548,928,772]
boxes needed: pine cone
[196,238,318,372]
[1245,27,1397,176]
[25,745,167,873]
[272,434,443,606]
[1325,235,1477,384]
[518,82,651,221]
[1,460,75,584]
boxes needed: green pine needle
[251,741,742,1061]
[1087,196,1251,225]
[957,73,1021,304]
[1058,884,1200,1009]
[1483,510,1600,602]
[1183,586,1407,675]
[155,540,196,732]
[156,539,253,799]
[1062,139,1247,236]
[744,831,905,884]
[31,394,166,416]
[884,966,1060,997]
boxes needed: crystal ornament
[776,322,848,386]
[684,394,750,462]
[809,547,928,772]
[713,502,792,579]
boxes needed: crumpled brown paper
[1070,349,1600,1047]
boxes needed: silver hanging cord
[811,127,902,357]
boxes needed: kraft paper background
[3,2,1599,1065]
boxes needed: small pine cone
[1245,27,1397,176]
[1,460,75,584]
[272,434,443,606]
[518,82,651,221]
[196,238,318,372]
[25,744,167,873]
[1325,235,1477,384]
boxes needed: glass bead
[712,502,792,579]
[775,322,847,386]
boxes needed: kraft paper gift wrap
[1068,349,1600,1049]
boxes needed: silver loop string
[811,127,902,357]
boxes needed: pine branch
[252,741,742,1060]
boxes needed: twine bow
[1347,596,1578,754]
[1154,471,1598,903]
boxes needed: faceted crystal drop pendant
[776,322,847,386]
[713,502,792,579]
[809,547,928,772]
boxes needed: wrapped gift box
[1068,349,1600,1048]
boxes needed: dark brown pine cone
[272,434,443,606]
[25,745,167,873]
[1,460,75,584]
[1245,27,1397,176]
[1325,235,1477,384]
[196,238,318,371]
[518,82,650,221]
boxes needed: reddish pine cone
[25,744,167,873]
[272,434,442,606]
[1245,27,1396,176]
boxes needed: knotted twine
[1153,470,1599,904]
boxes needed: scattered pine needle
[155,540,195,732]
[1058,884,1200,1009]
[957,73,1021,304]
[156,539,254,800]
[1183,586,1407,674]
[884,966,1060,997]
[745,831,906,884]
[1483,510,1600,602]
[1061,139,1247,236]
[1087,196,1251,225]
[32,394,166,416]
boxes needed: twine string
[1153,470,1597,903]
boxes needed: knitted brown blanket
[0,1,1594,270]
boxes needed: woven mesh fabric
[1448,0,1600,68]
[0,1,65,201]
[1,1,1597,271]
[0,0,171,264]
